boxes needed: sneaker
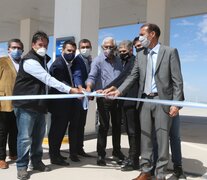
[0,160,9,169]
[17,169,29,180]
[32,161,51,172]
[173,166,187,180]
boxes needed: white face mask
[36,47,47,57]
[80,48,91,58]
[139,35,151,48]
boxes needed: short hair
[32,31,49,44]
[78,39,92,49]
[118,40,133,50]
[141,23,161,38]
[62,40,77,50]
[102,37,117,48]
[8,39,24,50]
[133,36,140,46]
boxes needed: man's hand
[106,89,121,98]
[169,106,179,117]
[69,88,83,94]
[102,86,117,94]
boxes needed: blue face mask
[10,49,23,61]
[63,53,75,62]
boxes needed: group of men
[0,23,186,180]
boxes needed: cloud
[172,33,179,38]
[177,19,194,26]
[197,15,207,44]
[180,52,198,63]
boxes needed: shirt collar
[150,43,160,54]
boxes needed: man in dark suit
[72,39,92,157]
[107,23,184,180]
[48,40,79,165]
[103,40,140,171]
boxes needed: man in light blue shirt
[86,37,125,166]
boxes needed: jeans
[14,108,46,170]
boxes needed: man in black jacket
[48,40,80,165]
[103,40,141,171]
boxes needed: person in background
[86,37,125,166]
[0,39,23,169]
[12,31,81,180]
[103,40,141,171]
[48,40,80,164]
[72,39,93,158]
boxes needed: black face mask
[136,47,144,53]
[63,53,75,62]
[120,53,130,61]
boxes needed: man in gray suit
[107,23,184,180]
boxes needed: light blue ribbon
[0,92,207,109]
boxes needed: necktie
[144,50,154,95]
[67,63,74,87]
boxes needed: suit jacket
[0,57,17,112]
[72,54,90,89]
[105,55,138,107]
[48,56,74,114]
[118,45,184,112]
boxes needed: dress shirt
[9,55,19,72]
[23,59,71,93]
[149,43,160,93]
[87,53,122,90]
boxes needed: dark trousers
[0,111,17,160]
[123,107,141,160]
[76,107,87,152]
[48,100,79,157]
[96,98,121,157]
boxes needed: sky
[0,14,207,103]
[98,14,207,103]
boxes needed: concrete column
[20,18,39,54]
[146,0,170,45]
[54,0,100,134]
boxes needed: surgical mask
[80,48,91,58]
[119,53,130,61]
[139,35,151,48]
[10,49,23,61]
[103,49,114,58]
[63,53,75,62]
[36,47,47,57]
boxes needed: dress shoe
[112,151,126,165]
[0,160,9,169]
[97,156,106,166]
[173,165,186,180]
[32,161,51,172]
[132,172,152,180]
[78,150,92,157]
[59,154,67,160]
[121,158,139,171]
[51,156,69,166]
[70,155,80,162]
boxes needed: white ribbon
[0,92,207,109]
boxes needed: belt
[142,93,158,98]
